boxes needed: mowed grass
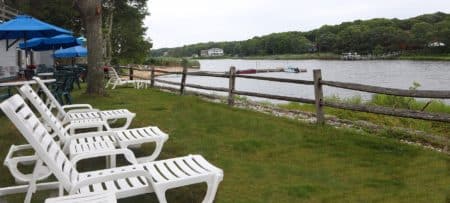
[0,87,449,202]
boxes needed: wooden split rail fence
[117,65,450,124]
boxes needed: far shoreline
[192,53,450,62]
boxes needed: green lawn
[0,87,449,202]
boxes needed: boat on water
[284,66,307,73]
[235,67,306,74]
[236,69,257,74]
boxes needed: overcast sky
[144,0,450,49]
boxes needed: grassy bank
[145,57,200,68]
[279,94,450,144]
[0,87,449,202]
[397,54,450,61]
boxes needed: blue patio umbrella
[17,37,46,49]
[0,15,71,39]
[54,45,87,58]
[0,15,72,66]
[19,34,81,51]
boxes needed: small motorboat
[284,66,306,73]
[236,69,257,74]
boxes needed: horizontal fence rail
[324,101,450,122]
[234,90,316,104]
[185,83,229,92]
[236,74,315,85]
[119,64,449,124]
[322,80,450,99]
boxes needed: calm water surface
[161,59,450,104]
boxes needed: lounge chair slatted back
[34,77,68,120]
[0,95,78,192]
[19,84,70,143]
[107,67,121,83]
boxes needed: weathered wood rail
[117,65,450,123]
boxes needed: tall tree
[74,0,105,95]
[103,0,115,66]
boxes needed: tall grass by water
[281,93,450,142]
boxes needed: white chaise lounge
[19,84,168,164]
[34,77,135,131]
[0,95,223,203]
[105,67,144,89]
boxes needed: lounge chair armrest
[70,148,138,166]
[66,108,100,114]
[4,144,33,165]
[70,169,154,195]
[62,104,94,111]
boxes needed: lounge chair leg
[202,176,222,203]
[105,79,112,88]
[24,159,45,203]
[121,117,133,130]
[59,184,64,196]
[105,157,110,168]
[154,188,168,203]
[135,140,165,163]
[110,155,116,167]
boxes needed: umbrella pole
[24,33,28,67]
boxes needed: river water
[160,59,450,104]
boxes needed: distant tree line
[154,12,450,57]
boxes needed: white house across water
[200,48,224,57]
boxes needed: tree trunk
[104,1,114,66]
[75,0,105,95]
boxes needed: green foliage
[156,12,450,57]
[110,0,152,64]
[373,45,384,55]
[6,0,151,64]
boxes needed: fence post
[128,64,133,80]
[313,69,325,124]
[180,59,188,95]
[228,66,236,106]
[150,66,155,87]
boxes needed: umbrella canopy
[76,36,86,46]
[18,37,46,49]
[19,34,80,51]
[54,45,87,58]
[0,15,71,39]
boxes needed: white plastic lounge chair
[0,95,223,203]
[2,91,167,192]
[19,85,169,164]
[105,67,144,89]
[34,77,135,131]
